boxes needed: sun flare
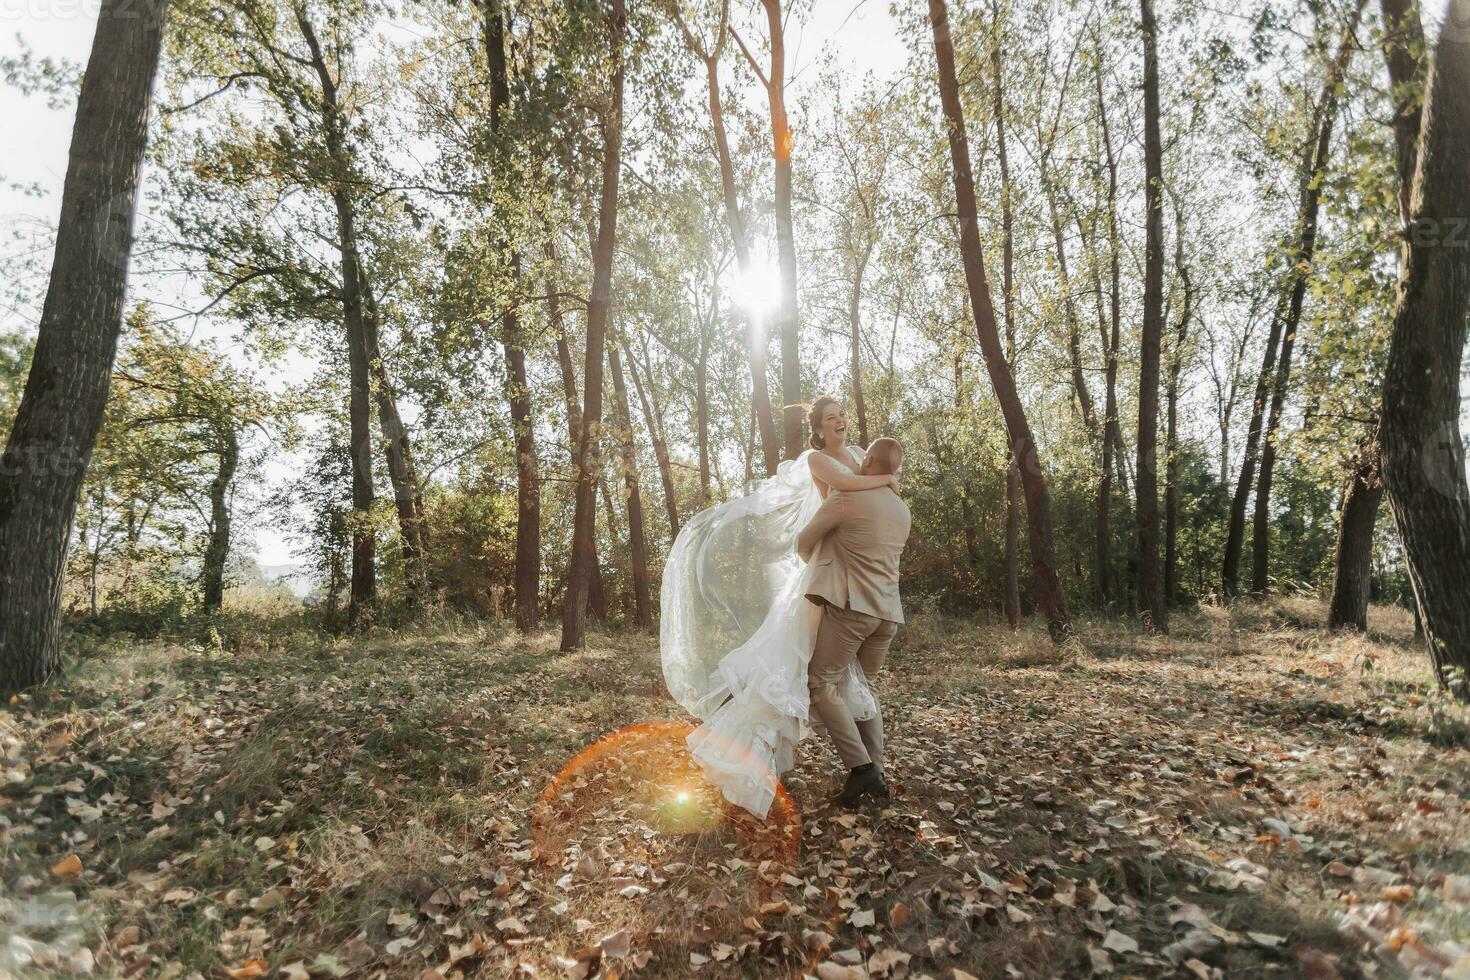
[730,256,782,328]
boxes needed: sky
[2,0,1459,568]
[0,1,907,567]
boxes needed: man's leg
[808,606,879,767]
[853,619,898,770]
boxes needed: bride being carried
[661,396,911,818]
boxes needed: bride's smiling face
[819,403,849,447]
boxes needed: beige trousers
[808,604,898,768]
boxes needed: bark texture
[561,0,625,651]
[931,0,1071,640]
[1379,15,1470,694]
[1136,0,1168,631]
[0,0,168,689]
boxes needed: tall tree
[607,340,653,629]
[561,0,626,652]
[1223,3,1363,596]
[670,1,780,476]
[1136,0,1168,631]
[731,0,802,459]
[1328,0,1426,630]
[930,0,1072,641]
[481,0,540,629]
[0,0,168,690]
[990,0,1023,630]
[1164,200,1194,604]
[626,340,679,537]
[1249,0,1365,594]
[1379,11,1470,694]
[1088,32,1126,613]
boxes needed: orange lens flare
[531,720,801,885]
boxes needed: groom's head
[862,437,904,477]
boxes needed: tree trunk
[483,0,540,629]
[676,9,780,477]
[697,301,713,506]
[1041,172,1095,434]
[0,0,168,689]
[201,425,239,613]
[1379,16,1470,696]
[1379,0,1427,233]
[1250,3,1363,595]
[561,0,625,652]
[1136,0,1168,632]
[990,0,1024,628]
[626,342,679,538]
[1091,38,1125,611]
[298,8,379,630]
[931,0,1071,640]
[549,256,609,622]
[1005,459,1023,628]
[363,281,431,595]
[608,343,653,629]
[1164,206,1193,604]
[1325,0,1424,632]
[954,355,980,569]
[1328,437,1384,631]
[734,0,802,459]
[849,250,871,447]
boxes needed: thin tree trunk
[1326,0,1425,631]
[1136,0,1168,632]
[0,0,168,688]
[849,249,872,447]
[363,282,431,593]
[608,342,653,629]
[1090,40,1125,611]
[697,299,713,506]
[733,1,802,459]
[990,0,1023,629]
[1379,16,1470,695]
[481,0,539,629]
[1379,0,1427,235]
[1250,3,1364,594]
[201,426,239,613]
[561,0,625,652]
[1042,173,1096,433]
[955,354,980,568]
[549,257,609,622]
[673,4,780,477]
[1164,205,1193,604]
[1328,436,1384,631]
[932,0,1071,640]
[626,342,679,538]
[1005,460,1023,628]
[297,9,383,631]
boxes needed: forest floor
[6,600,1470,979]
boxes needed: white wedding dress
[661,445,879,818]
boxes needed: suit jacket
[797,487,911,624]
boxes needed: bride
[660,395,901,818]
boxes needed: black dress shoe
[836,764,888,807]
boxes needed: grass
[3,599,1470,977]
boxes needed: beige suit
[797,487,911,769]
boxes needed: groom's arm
[797,493,850,562]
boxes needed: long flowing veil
[661,449,877,818]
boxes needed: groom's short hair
[864,437,904,476]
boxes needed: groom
[796,437,911,806]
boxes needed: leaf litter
[3,602,1470,976]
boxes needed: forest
[1,0,1469,974]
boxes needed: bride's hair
[806,395,840,450]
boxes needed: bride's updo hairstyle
[807,395,841,450]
